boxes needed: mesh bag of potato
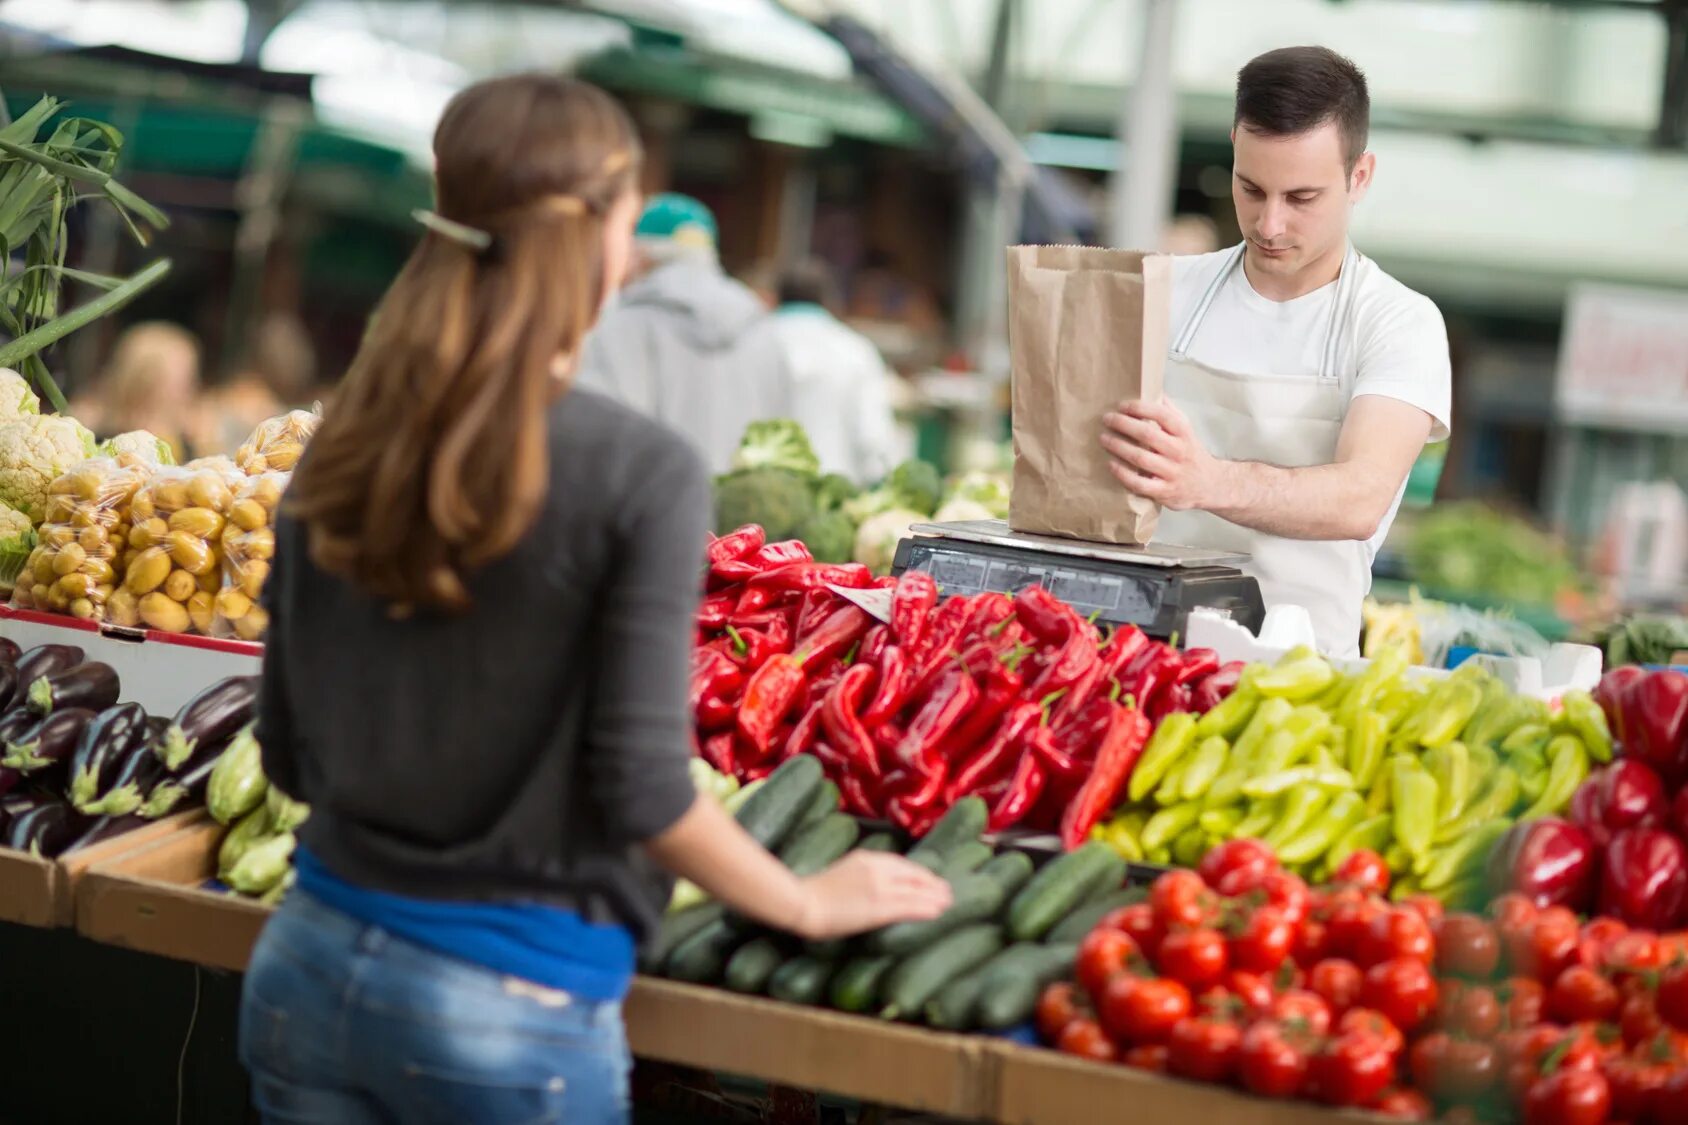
[236,409,319,475]
[12,458,148,621]
[212,472,284,641]
[113,464,244,634]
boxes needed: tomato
[1358,906,1436,969]
[1326,895,1387,961]
[1106,903,1163,962]
[1269,989,1334,1037]
[1225,970,1276,1018]
[1334,849,1391,896]
[1121,1043,1169,1072]
[1501,976,1548,1030]
[1158,928,1228,991]
[1549,966,1622,1025]
[1076,928,1141,998]
[1399,893,1445,927]
[1261,869,1311,927]
[1559,1022,1623,1071]
[1166,1015,1243,1083]
[1372,1088,1433,1120]
[1619,992,1665,1048]
[1309,958,1364,1017]
[1511,908,1582,983]
[1309,1031,1397,1107]
[1362,957,1439,1035]
[1604,1053,1670,1124]
[1237,1020,1311,1099]
[1294,918,1333,968]
[1492,891,1540,932]
[1436,913,1502,979]
[1603,930,1665,981]
[1099,974,1191,1046]
[1410,1031,1498,1103]
[1036,981,1084,1043]
[1656,1067,1688,1123]
[1523,1066,1611,1125]
[1439,981,1503,1039]
[1656,963,1688,1033]
[1151,870,1214,931]
[1502,1024,1570,1101]
[1230,906,1296,974]
[1198,838,1279,896]
[1056,1017,1117,1062]
[1582,916,1629,948]
[1340,1007,1406,1058]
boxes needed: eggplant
[27,661,119,717]
[67,703,148,812]
[0,790,45,835]
[1,708,96,774]
[0,707,35,746]
[142,745,225,819]
[0,636,20,664]
[159,676,259,771]
[0,661,16,712]
[79,738,169,817]
[12,645,85,695]
[63,813,146,853]
[4,799,89,857]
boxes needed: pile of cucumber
[646,755,1145,1034]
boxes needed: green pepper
[1202,699,1294,808]
[1141,801,1203,851]
[1153,755,1194,807]
[1127,712,1199,802]
[1439,876,1487,912]
[1232,798,1280,841]
[1337,645,1407,730]
[1194,680,1259,741]
[1325,814,1394,872]
[1557,690,1613,764]
[1501,721,1552,759]
[1146,846,1171,865]
[1253,646,1336,701]
[1311,744,1342,772]
[1251,707,1331,775]
[1391,756,1440,865]
[1464,692,1538,749]
[1520,734,1590,820]
[1417,679,1484,749]
[1178,737,1230,802]
[1436,767,1520,843]
[1518,764,1549,806]
[1389,870,1424,901]
[1348,710,1389,793]
[1172,825,1209,869]
[1469,742,1500,783]
[1263,787,1332,851]
[1376,684,1425,731]
[1242,765,1356,799]
[1420,818,1512,890]
[1199,806,1245,838]
[1275,791,1366,866]
[1427,740,1472,824]
[1385,842,1412,872]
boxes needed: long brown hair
[290,75,640,611]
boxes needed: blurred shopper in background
[576,193,793,473]
[75,320,201,459]
[190,312,319,454]
[241,75,947,1125]
[769,257,901,484]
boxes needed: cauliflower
[942,470,1011,520]
[0,414,101,522]
[853,507,924,575]
[0,369,41,420]
[933,497,996,525]
[99,430,176,467]
[730,419,821,476]
[844,459,943,524]
[0,499,34,589]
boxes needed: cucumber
[794,779,841,831]
[777,813,860,876]
[830,954,897,1013]
[932,841,993,879]
[924,943,1050,1031]
[1006,843,1127,942]
[1047,886,1150,945]
[870,852,1033,956]
[856,832,898,853]
[976,942,1079,1030]
[643,902,726,973]
[880,923,1004,1021]
[735,755,824,851]
[905,797,988,865]
[724,937,787,994]
[768,955,835,1006]
[666,918,748,984]
[977,850,1036,897]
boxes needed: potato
[44,497,76,523]
[124,546,173,595]
[30,583,50,608]
[233,603,269,641]
[106,588,141,628]
[70,507,99,530]
[239,559,270,600]
[67,469,105,502]
[169,507,225,539]
[56,573,94,599]
[46,583,71,612]
[242,527,276,562]
[164,568,197,602]
[139,591,190,632]
[188,475,234,512]
[215,587,253,621]
[244,454,270,474]
[129,525,150,550]
[41,525,75,550]
[197,568,221,594]
[84,558,117,586]
[31,552,56,587]
[169,531,216,576]
[79,524,109,552]
[230,500,269,533]
[153,480,190,511]
[69,597,96,621]
[188,590,216,634]
[93,583,113,604]
[129,493,155,522]
[92,541,118,562]
[263,442,303,471]
[52,542,87,576]
[250,476,284,509]
[11,585,33,609]
[47,475,78,497]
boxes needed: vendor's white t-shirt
[1170,246,1452,563]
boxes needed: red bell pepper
[891,571,938,651]
[690,648,743,714]
[734,585,777,615]
[748,561,873,593]
[700,732,738,778]
[988,747,1048,831]
[1034,740,1091,785]
[1099,623,1150,680]
[821,663,881,778]
[1173,647,1220,687]
[1610,670,1688,784]
[1596,666,1647,747]
[946,702,1042,803]
[886,761,948,812]
[695,695,736,732]
[1599,827,1688,931]
[708,524,763,563]
[1488,817,1598,912]
[795,605,872,673]
[1569,759,1668,849]
[963,592,1016,638]
[736,654,807,763]
[891,666,979,776]
[1059,703,1153,849]
[1030,610,1102,697]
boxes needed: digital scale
[890,520,1266,640]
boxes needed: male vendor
[1101,47,1450,657]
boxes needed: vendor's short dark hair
[777,258,840,312]
[1235,47,1369,171]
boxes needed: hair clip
[412,209,492,252]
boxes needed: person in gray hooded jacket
[577,193,793,473]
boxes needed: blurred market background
[1,0,1686,662]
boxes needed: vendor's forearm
[1200,458,1395,542]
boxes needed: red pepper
[874,721,907,757]
[742,763,775,783]
[859,624,891,670]
[1013,586,1071,644]
[1100,624,1150,679]
[696,695,736,731]
[809,741,852,776]
[749,540,813,569]
[886,762,948,812]
[975,778,1012,807]
[822,663,881,778]
[1608,670,1688,785]
[690,647,743,712]
[1048,658,1108,728]
[891,571,938,651]
[839,771,880,817]
[726,608,797,633]
[911,596,970,671]
[748,562,873,593]
[860,645,912,727]
[1149,682,1194,721]
[938,657,1025,757]
[735,585,777,615]
[1030,610,1102,698]
[1035,740,1092,785]
[793,588,837,647]
[891,666,979,776]
[696,590,740,631]
[888,796,939,837]
[963,592,1016,638]
[700,732,738,778]
[707,524,765,566]
[988,748,1049,832]
[722,619,791,671]
[1059,703,1153,850]
[736,654,807,763]
[874,575,898,589]
[782,694,828,763]
[1174,647,1220,687]
[1192,661,1247,712]
[795,605,872,673]
[946,702,1042,803]
[1124,642,1180,714]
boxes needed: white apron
[1153,243,1371,658]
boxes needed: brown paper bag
[1006,245,1173,545]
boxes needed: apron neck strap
[1172,242,1362,380]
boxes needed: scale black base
[890,519,1265,640]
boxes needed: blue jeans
[240,890,631,1124]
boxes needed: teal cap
[635,193,717,249]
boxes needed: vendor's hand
[792,851,952,941]
[1100,399,1222,511]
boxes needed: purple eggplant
[12,645,85,696]
[79,739,169,817]
[0,661,16,712]
[27,661,119,716]
[67,703,148,812]
[141,746,225,819]
[0,637,20,665]
[159,676,259,771]
[64,813,146,853]
[4,799,89,857]
[1,707,95,774]
[0,707,35,746]
[0,790,44,835]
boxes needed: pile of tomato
[1035,839,1688,1123]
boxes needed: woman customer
[240,74,949,1124]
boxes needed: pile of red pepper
[692,525,1246,847]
